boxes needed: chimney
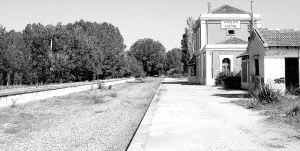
[208,2,211,13]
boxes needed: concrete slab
[128,78,300,151]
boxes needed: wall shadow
[212,93,251,98]
[162,81,202,85]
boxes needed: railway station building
[188,4,261,85]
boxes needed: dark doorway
[285,58,299,87]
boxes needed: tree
[67,20,126,79]
[0,20,129,86]
[0,27,28,85]
[181,17,196,74]
[181,32,189,74]
[165,48,182,75]
[122,55,145,78]
[129,38,166,76]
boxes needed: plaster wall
[264,48,300,90]
[212,50,244,78]
[246,35,300,90]
[246,33,266,89]
[264,58,285,90]
[207,22,250,44]
[188,66,198,84]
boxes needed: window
[242,61,248,82]
[255,58,259,76]
[227,29,235,35]
[222,58,231,72]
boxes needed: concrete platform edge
[126,79,163,151]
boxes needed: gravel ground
[0,78,130,96]
[0,78,162,151]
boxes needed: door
[285,58,299,87]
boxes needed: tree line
[0,20,185,86]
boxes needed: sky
[0,0,300,50]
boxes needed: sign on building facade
[221,21,240,29]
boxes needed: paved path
[128,78,300,151]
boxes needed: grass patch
[109,92,117,97]
[231,83,300,129]
[92,96,106,104]
[232,96,300,128]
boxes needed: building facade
[240,28,300,90]
[188,4,261,85]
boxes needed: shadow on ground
[162,81,201,85]
[212,93,251,98]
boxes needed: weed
[247,98,259,109]
[136,78,144,83]
[285,105,300,117]
[92,96,105,104]
[11,100,17,108]
[109,92,117,97]
[250,84,281,104]
[97,81,105,89]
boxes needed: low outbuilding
[240,28,300,90]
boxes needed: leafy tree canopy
[129,38,166,76]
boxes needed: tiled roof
[217,37,248,44]
[212,4,250,14]
[256,28,300,47]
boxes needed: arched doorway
[222,58,231,72]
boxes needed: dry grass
[92,96,106,104]
[109,92,117,97]
[231,96,300,129]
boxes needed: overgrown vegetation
[231,82,300,128]
[215,72,241,89]
[250,84,281,104]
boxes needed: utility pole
[250,1,254,31]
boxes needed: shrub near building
[215,72,241,89]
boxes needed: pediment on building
[212,4,250,14]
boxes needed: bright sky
[1,0,300,50]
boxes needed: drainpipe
[296,46,300,84]
[211,51,213,79]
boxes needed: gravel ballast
[0,78,162,151]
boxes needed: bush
[215,72,241,89]
[251,84,281,104]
